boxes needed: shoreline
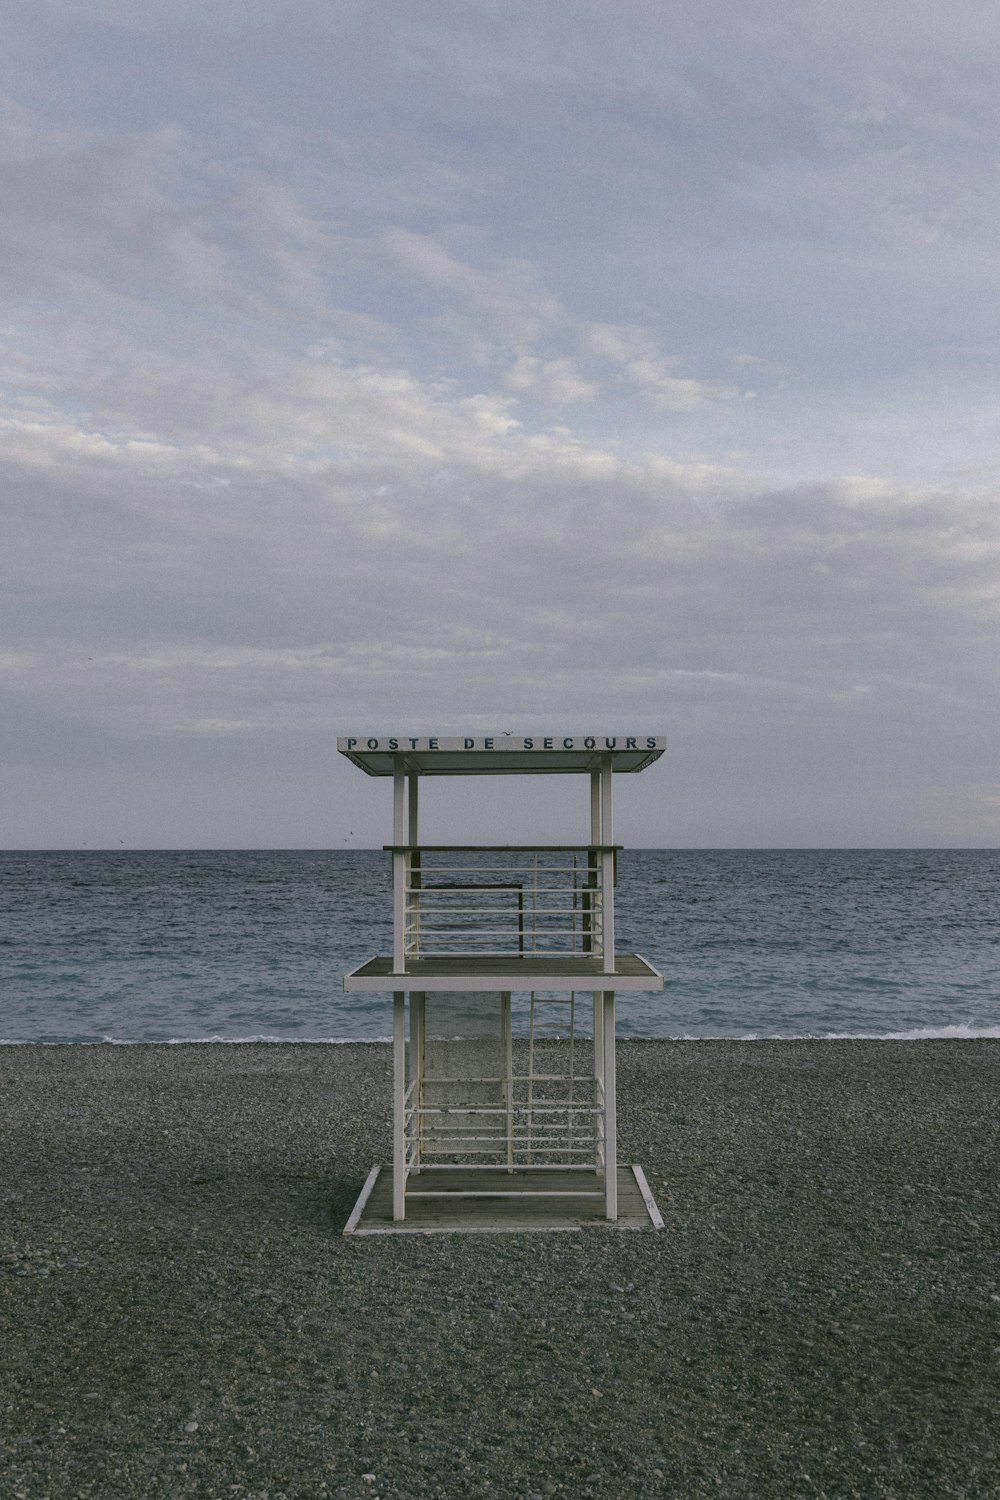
[2,1040,998,1496]
[4,1023,1000,1046]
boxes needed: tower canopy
[337,734,665,777]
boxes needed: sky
[3,0,1000,848]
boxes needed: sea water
[1,849,999,1044]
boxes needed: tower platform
[343,952,663,992]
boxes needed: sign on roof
[337,735,666,776]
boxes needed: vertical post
[600,756,615,972]
[502,991,514,1169]
[407,770,419,844]
[409,992,424,1171]
[567,988,577,1161]
[393,758,406,841]
[592,987,604,1167]
[407,771,421,958]
[393,991,406,1221]
[584,772,600,958]
[602,990,617,1220]
[526,991,536,1165]
[599,756,613,843]
[590,770,601,844]
[393,761,406,971]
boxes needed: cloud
[728,352,790,378]
[3,2,1000,845]
[583,322,726,410]
[0,114,340,332]
[379,228,565,352]
[502,355,597,405]
[374,230,724,412]
[0,119,223,304]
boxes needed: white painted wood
[340,736,667,755]
[338,736,667,779]
[398,846,620,963]
[393,762,407,970]
[631,1164,664,1230]
[339,730,666,1232]
[600,757,615,971]
[392,853,406,971]
[600,756,613,842]
[384,843,623,852]
[343,1164,381,1235]
[407,769,419,844]
[343,955,663,992]
[392,992,406,1221]
[600,852,615,971]
[502,990,514,1168]
[393,760,405,840]
[407,1190,604,1199]
[405,1161,600,1171]
[352,1223,589,1236]
[593,986,604,1119]
[603,991,617,1220]
[409,991,424,1169]
[346,1166,656,1235]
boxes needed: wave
[821,1021,1000,1041]
[0,1034,393,1046]
[3,1025,1000,1046]
[660,1022,1000,1041]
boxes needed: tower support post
[602,990,617,1220]
[392,991,406,1220]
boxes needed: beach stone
[1,1040,998,1499]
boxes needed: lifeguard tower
[340,734,666,1235]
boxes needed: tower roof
[337,734,665,776]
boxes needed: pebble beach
[2,1040,998,1499]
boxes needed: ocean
[2,849,999,1044]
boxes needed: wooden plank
[344,953,663,993]
[351,954,657,976]
[342,1164,381,1235]
[631,1164,665,1231]
[343,1164,662,1235]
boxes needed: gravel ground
[1,1040,998,1500]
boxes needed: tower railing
[387,845,616,962]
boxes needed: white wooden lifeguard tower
[340,734,666,1235]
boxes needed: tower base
[343,1164,664,1236]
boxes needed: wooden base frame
[343,1164,664,1236]
[389,988,622,1223]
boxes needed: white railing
[404,1073,607,1171]
[396,846,609,960]
[406,1089,605,1169]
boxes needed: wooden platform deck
[343,952,664,993]
[343,1165,664,1235]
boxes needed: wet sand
[1,1040,998,1498]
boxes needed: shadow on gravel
[234,1168,366,1236]
[317,1172,363,1233]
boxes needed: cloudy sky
[3,0,1000,847]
